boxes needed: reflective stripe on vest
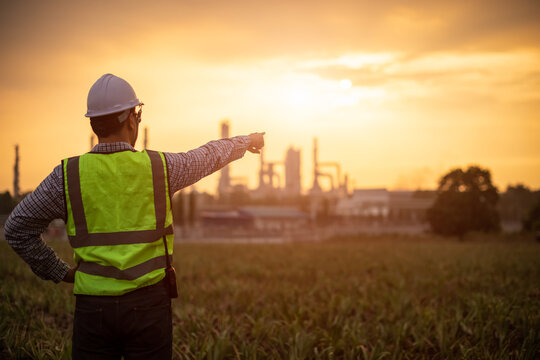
[63,150,174,295]
[78,254,172,281]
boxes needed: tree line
[2,168,540,238]
[427,166,540,238]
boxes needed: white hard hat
[85,74,142,118]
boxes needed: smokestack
[312,138,321,192]
[143,127,148,150]
[13,145,20,198]
[220,120,230,138]
[258,148,265,190]
[217,120,231,197]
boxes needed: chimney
[311,138,321,192]
[217,120,231,197]
[143,127,148,150]
[13,145,20,198]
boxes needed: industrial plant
[174,120,437,242]
[216,120,348,201]
[3,120,440,243]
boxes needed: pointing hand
[248,132,265,154]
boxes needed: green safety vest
[63,150,174,296]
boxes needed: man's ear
[127,111,137,129]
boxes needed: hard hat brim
[85,99,142,118]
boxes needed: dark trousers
[72,280,172,360]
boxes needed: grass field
[1,236,539,359]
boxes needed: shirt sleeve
[4,164,70,283]
[164,135,251,194]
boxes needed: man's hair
[90,109,132,137]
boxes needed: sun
[283,82,317,108]
[339,79,352,89]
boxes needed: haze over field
[1,0,539,194]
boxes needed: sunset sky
[1,0,539,195]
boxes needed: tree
[522,200,540,234]
[427,166,500,238]
[0,191,16,214]
[498,184,540,222]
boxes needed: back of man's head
[90,109,133,137]
[85,74,142,137]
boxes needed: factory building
[284,147,301,196]
[200,206,309,233]
[336,188,390,217]
[388,191,436,223]
[336,189,435,223]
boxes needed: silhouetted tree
[523,200,540,234]
[427,166,500,238]
[0,191,16,214]
[498,184,540,223]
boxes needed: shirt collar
[90,142,137,154]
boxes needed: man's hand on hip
[62,265,78,283]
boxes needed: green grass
[1,236,539,359]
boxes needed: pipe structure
[319,162,342,189]
[311,138,348,195]
[230,176,249,187]
[316,172,334,191]
[266,163,281,189]
[258,147,285,192]
[261,161,283,190]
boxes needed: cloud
[1,0,539,64]
[294,50,540,106]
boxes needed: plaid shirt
[4,137,250,283]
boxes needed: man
[4,73,265,359]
